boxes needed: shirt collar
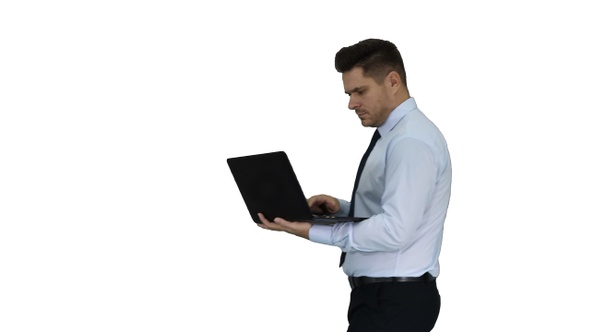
[377,97,417,137]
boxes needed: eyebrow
[345,86,366,96]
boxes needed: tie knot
[368,129,381,149]
[372,129,381,141]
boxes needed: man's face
[342,67,396,128]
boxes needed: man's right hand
[307,194,340,215]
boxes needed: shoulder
[386,110,444,143]
[383,109,450,161]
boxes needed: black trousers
[347,280,440,332]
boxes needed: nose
[348,95,360,110]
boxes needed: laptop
[227,151,367,225]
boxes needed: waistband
[348,273,436,290]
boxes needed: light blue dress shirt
[309,97,452,278]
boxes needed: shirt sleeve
[349,138,438,252]
[336,199,350,217]
[308,198,352,246]
[309,222,354,247]
[308,138,438,253]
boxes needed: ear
[386,71,402,93]
[387,71,401,87]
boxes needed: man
[258,38,452,332]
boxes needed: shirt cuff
[308,224,333,245]
[336,199,350,217]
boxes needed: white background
[1,1,589,331]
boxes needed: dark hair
[335,39,407,87]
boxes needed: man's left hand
[257,213,312,240]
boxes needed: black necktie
[340,129,381,267]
